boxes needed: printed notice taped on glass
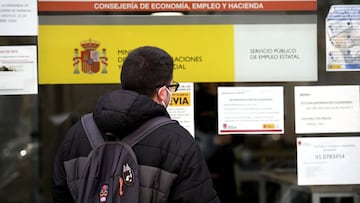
[167,82,194,137]
[326,5,360,71]
[297,137,360,185]
[218,86,284,134]
[295,85,360,134]
[0,46,38,95]
[0,0,38,36]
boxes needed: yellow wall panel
[39,25,234,84]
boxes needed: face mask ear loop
[158,86,168,107]
[165,88,172,108]
[161,101,166,107]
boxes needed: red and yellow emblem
[73,38,108,74]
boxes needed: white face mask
[162,87,172,108]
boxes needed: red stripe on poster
[38,1,317,12]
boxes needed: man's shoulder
[153,121,194,142]
[142,121,198,155]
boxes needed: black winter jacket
[52,90,220,203]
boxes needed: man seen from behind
[52,46,221,203]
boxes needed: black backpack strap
[81,113,104,148]
[81,113,176,148]
[123,116,176,147]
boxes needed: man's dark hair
[120,46,174,97]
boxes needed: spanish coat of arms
[73,38,108,74]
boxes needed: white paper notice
[167,82,195,137]
[297,136,360,185]
[0,46,38,95]
[218,86,284,134]
[295,85,360,134]
[234,24,317,82]
[0,0,38,36]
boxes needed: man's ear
[154,86,167,103]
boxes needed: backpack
[64,113,174,203]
